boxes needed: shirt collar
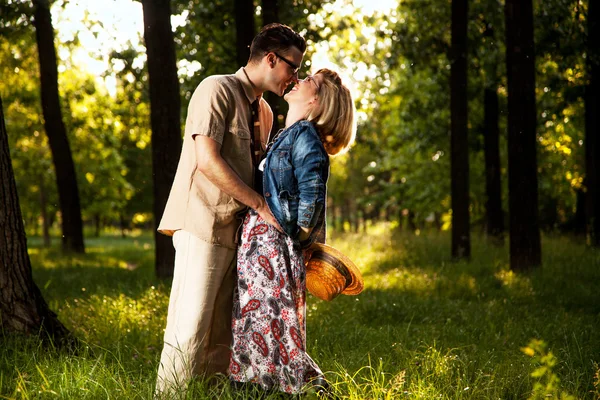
[235,67,262,104]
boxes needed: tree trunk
[396,208,403,231]
[262,0,285,136]
[233,0,255,67]
[0,95,71,342]
[94,214,101,238]
[483,86,504,241]
[39,174,51,247]
[333,204,342,231]
[351,201,359,233]
[505,0,542,270]
[450,0,470,259]
[262,0,279,26]
[482,21,504,243]
[341,200,350,232]
[141,0,182,279]
[408,210,417,232]
[585,0,600,246]
[569,186,586,234]
[120,213,128,238]
[33,0,85,253]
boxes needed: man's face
[269,47,304,96]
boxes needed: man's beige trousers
[155,230,236,398]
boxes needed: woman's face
[284,73,322,105]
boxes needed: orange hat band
[312,250,352,288]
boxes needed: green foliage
[0,24,58,234]
[521,339,576,400]
[320,0,590,231]
[1,229,598,398]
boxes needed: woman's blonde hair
[307,68,356,156]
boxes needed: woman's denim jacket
[262,120,329,247]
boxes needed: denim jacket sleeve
[292,123,329,229]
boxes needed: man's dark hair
[248,23,306,63]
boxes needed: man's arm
[195,135,282,231]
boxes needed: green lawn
[1,226,599,399]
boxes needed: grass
[1,226,599,399]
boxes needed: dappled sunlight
[495,269,534,295]
[3,231,599,398]
[371,268,435,293]
[59,285,167,358]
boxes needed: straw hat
[305,243,364,301]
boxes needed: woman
[228,68,356,395]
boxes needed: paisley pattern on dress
[228,211,322,394]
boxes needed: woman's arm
[292,125,329,240]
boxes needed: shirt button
[265,192,271,197]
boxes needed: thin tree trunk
[450,0,470,259]
[94,214,101,238]
[33,0,85,253]
[262,0,284,136]
[120,213,128,238]
[39,174,51,247]
[396,208,403,231]
[0,95,71,342]
[333,204,342,231]
[262,0,279,25]
[351,201,359,233]
[141,0,182,279]
[570,186,586,234]
[341,200,350,232]
[234,0,255,67]
[505,0,542,270]
[408,210,417,232]
[434,211,442,231]
[483,86,504,241]
[586,0,600,246]
[482,21,504,243]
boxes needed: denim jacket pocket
[272,149,292,171]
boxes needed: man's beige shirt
[158,68,274,248]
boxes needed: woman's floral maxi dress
[228,210,322,394]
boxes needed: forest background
[1,0,599,399]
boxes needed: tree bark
[505,0,542,270]
[142,0,183,279]
[450,0,470,259]
[585,0,600,246]
[33,0,85,253]
[233,0,255,67]
[0,95,71,342]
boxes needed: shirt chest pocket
[222,126,252,161]
[231,126,251,140]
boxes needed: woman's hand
[298,226,312,241]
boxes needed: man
[155,23,306,397]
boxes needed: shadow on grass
[28,234,165,303]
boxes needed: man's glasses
[273,52,300,75]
